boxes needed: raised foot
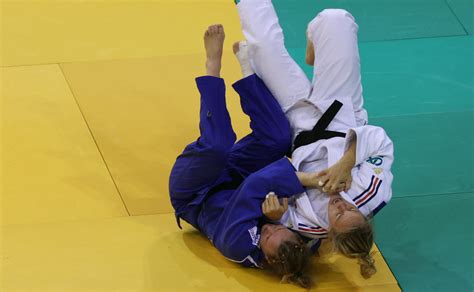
[204,24,225,77]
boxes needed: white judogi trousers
[237,0,394,239]
[237,0,368,140]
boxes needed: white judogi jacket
[280,125,394,239]
[237,0,395,240]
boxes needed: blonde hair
[266,239,313,289]
[330,219,377,279]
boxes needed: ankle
[206,59,221,77]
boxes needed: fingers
[326,181,344,193]
[269,193,279,210]
[315,170,327,178]
[345,177,352,192]
[324,179,351,193]
[263,192,275,211]
[317,176,329,188]
[263,192,287,212]
[262,198,269,213]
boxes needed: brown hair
[266,239,313,289]
[330,219,377,279]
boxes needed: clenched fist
[262,192,289,221]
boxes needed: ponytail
[359,252,377,279]
[330,219,377,278]
[266,239,313,289]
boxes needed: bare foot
[204,24,225,77]
[232,40,254,78]
[233,41,240,54]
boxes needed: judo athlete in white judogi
[234,0,395,278]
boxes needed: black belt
[175,169,243,230]
[289,100,346,157]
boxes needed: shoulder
[215,224,264,268]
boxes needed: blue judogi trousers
[169,74,291,230]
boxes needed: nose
[336,201,348,212]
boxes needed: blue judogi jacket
[170,75,314,268]
[198,158,305,267]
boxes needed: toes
[208,24,224,35]
[207,25,214,35]
[206,24,225,39]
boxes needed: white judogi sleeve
[345,125,394,169]
[342,125,395,216]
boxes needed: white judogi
[237,0,394,239]
[283,126,394,239]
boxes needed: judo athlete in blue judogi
[169,25,317,288]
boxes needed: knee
[318,9,353,20]
[308,9,356,41]
[207,136,236,157]
[198,131,236,157]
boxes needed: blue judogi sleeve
[212,157,306,267]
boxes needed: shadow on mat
[178,230,352,290]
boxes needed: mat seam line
[288,32,470,48]
[57,63,131,216]
[370,109,474,120]
[2,34,472,68]
[394,190,473,200]
[375,243,403,291]
[444,0,469,35]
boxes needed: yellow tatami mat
[1,0,243,67]
[60,53,251,215]
[2,0,400,290]
[3,213,399,291]
[2,65,128,225]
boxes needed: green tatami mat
[447,0,474,34]
[273,0,466,48]
[289,35,474,118]
[372,110,474,198]
[375,193,474,292]
[361,36,474,117]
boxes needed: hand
[262,192,288,221]
[315,160,353,193]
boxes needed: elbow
[270,133,292,157]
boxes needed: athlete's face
[328,193,366,232]
[260,224,298,260]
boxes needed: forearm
[296,172,315,188]
[339,137,356,170]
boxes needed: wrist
[296,172,314,187]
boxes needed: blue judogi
[169,74,306,267]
